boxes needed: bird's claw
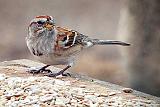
[26,65,71,77]
[62,72,71,77]
[45,72,71,77]
[26,69,40,74]
[26,65,52,75]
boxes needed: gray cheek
[30,24,38,31]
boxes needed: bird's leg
[37,65,51,73]
[27,65,51,74]
[46,65,71,77]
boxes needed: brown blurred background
[0,0,126,84]
[1,0,160,96]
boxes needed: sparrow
[26,15,130,77]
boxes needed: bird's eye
[37,21,45,25]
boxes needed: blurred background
[0,0,125,84]
[0,0,160,96]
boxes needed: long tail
[90,39,130,46]
[76,34,130,47]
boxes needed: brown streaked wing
[55,26,78,50]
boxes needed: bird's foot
[45,71,71,77]
[45,65,71,77]
[26,65,51,75]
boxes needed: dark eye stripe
[29,22,37,27]
[37,21,45,25]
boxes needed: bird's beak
[44,23,54,30]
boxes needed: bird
[26,15,130,77]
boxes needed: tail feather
[75,33,130,47]
[90,39,130,46]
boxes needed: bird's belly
[35,54,75,65]
[34,44,82,65]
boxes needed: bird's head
[28,15,55,37]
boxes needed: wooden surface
[0,59,159,106]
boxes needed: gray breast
[27,29,56,56]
